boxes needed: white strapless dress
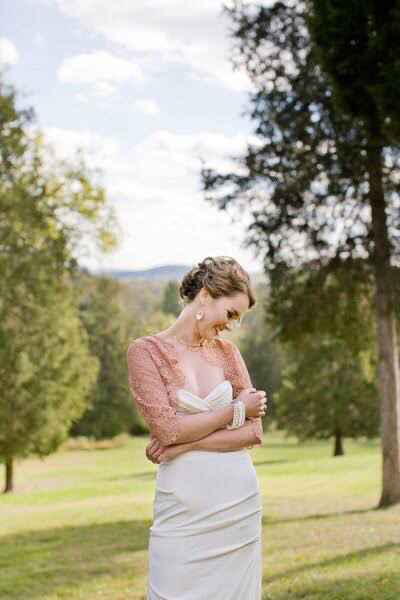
[146,380,263,599]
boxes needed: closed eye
[226,310,239,320]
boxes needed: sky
[1,0,265,274]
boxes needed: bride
[127,256,268,599]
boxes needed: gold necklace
[171,334,216,351]
[173,335,204,349]
[157,326,217,351]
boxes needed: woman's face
[198,291,250,340]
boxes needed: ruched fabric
[146,382,263,599]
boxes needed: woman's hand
[145,437,191,464]
[238,387,268,418]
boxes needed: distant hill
[94,264,266,283]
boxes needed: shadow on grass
[0,518,150,600]
[261,504,385,527]
[266,541,399,584]
[1,517,397,600]
[262,551,400,600]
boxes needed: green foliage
[0,275,99,461]
[276,337,378,447]
[268,259,375,350]
[202,1,400,273]
[160,280,181,317]
[307,0,400,141]
[70,273,138,439]
[119,279,172,331]
[235,281,282,422]
[0,76,119,484]
[268,262,379,449]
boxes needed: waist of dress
[157,447,250,469]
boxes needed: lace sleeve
[127,339,181,446]
[231,343,263,448]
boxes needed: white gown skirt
[146,448,262,599]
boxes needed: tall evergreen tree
[0,77,118,492]
[0,275,99,493]
[269,262,379,455]
[201,1,400,506]
[306,0,400,504]
[71,274,138,439]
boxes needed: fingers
[146,444,158,463]
[145,447,156,463]
[245,388,269,417]
[257,390,268,416]
[146,439,165,463]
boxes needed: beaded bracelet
[226,400,246,430]
[233,401,245,428]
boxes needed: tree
[201,1,400,507]
[269,262,379,455]
[306,0,400,501]
[70,273,138,439]
[234,280,281,423]
[160,280,181,317]
[0,272,99,493]
[0,76,118,492]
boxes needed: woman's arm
[155,418,262,464]
[187,418,261,451]
[127,340,238,446]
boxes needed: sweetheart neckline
[177,379,232,402]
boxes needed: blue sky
[1,0,264,274]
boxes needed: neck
[166,326,203,346]
[163,309,205,345]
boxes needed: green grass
[1,431,399,600]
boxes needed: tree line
[2,0,400,511]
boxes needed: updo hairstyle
[179,256,256,309]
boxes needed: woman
[127,256,268,599]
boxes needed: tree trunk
[367,130,400,508]
[333,429,344,456]
[3,456,14,493]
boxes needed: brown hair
[179,256,256,309]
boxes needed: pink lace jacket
[127,334,263,449]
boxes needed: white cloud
[134,98,160,115]
[41,126,120,176]
[41,126,250,200]
[0,38,19,66]
[33,32,46,47]
[75,92,89,103]
[57,50,144,96]
[52,1,251,92]
[38,124,261,271]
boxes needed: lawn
[0,430,399,600]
